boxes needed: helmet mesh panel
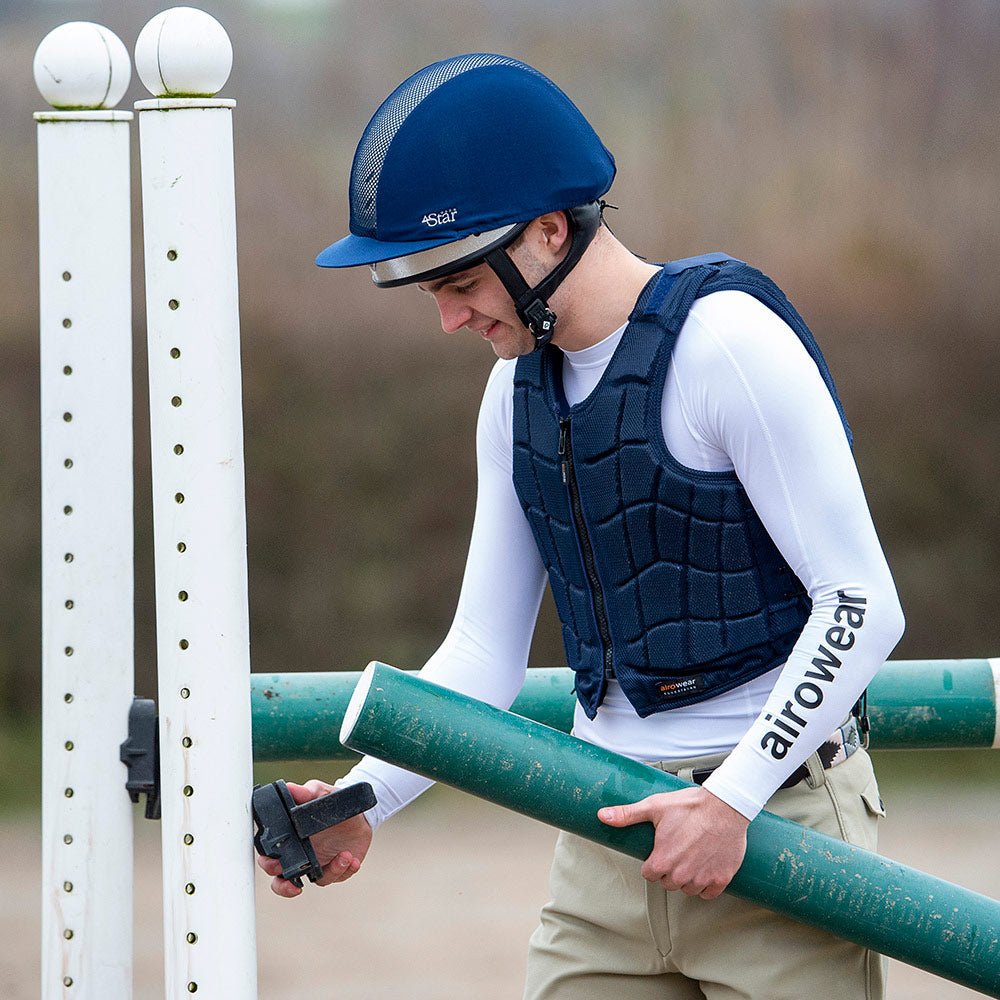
[351,54,545,235]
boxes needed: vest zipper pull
[558,419,569,484]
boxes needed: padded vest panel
[512,257,850,719]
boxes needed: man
[257,54,904,999]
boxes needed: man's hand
[255,779,373,898]
[598,786,749,900]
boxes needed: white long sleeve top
[343,288,905,824]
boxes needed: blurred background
[1,0,999,996]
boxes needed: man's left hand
[598,787,750,900]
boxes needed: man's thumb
[598,800,648,827]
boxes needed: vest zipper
[559,417,616,681]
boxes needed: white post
[134,9,258,999]
[35,22,135,1000]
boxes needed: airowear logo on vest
[657,676,706,699]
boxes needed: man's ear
[535,211,571,258]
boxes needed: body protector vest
[511,253,852,720]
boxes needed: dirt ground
[3,780,999,999]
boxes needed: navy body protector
[511,253,852,720]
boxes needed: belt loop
[677,766,695,784]
[804,752,826,789]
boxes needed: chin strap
[482,201,604,349]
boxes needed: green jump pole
[251,666,574,761]
[250,658,1000,761]
[868,658,998,749]
[340,662,1000,997]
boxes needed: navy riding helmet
[316,53,616,347]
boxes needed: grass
[0,715,41,815]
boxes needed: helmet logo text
[421,208,458,228]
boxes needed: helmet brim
[316,231,460,269]
[316,222,526,287]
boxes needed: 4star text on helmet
[421,209,458,228]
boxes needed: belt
[687,716,863,790]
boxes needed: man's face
[418,259,537,361]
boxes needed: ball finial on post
[34,22,131,110]
[135,7,233,98]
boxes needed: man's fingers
[285,779,335,805]
[653,870,729,899]
[597,797,655,827]
[315,852,361,886]
[256,854,283,877]
[262,852,360,894]
[269,875,303,899]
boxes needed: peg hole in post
[64,929,73,940]
[167,249,178,261]
[180,687,190,699]
[170,347,181,359]
[63,835,73,845]
[168,299,180,311]
[63,881,73,892]
[181,737,192,748]
[175,493,185,504]
[63,693,73,703]
[177,542,187,553]
[64,459,73,469]
[63,505,72,514]
[183,785,194,797]
[171,396,182,408]
[64,741,74,751]
[178,590,188,602]
[184,883,195,895]
[62,318,72,329]
[64,553,74,563]
[64,646,73,657]
[64,788,73,798]
[63,412,72,422]
[183,833,194,845]
[62,271,71,282]
[63,977,73,988]
[65,599,74,609]
[186,932,197,944]
[179,639,189,650]
[174,444,184,455]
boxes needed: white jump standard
[35,21,135,1000]
[135,8,257,1000]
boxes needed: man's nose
[434,294,473,334]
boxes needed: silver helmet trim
[370,223,523,287]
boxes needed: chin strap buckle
[522,299,557,347]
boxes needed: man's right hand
[255,779,373,898]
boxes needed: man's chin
[490,333,534,360]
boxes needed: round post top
[135,7,233,98]
[34,22,131,110]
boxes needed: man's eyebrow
[419,266,483,294]
[418,276,454,295]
